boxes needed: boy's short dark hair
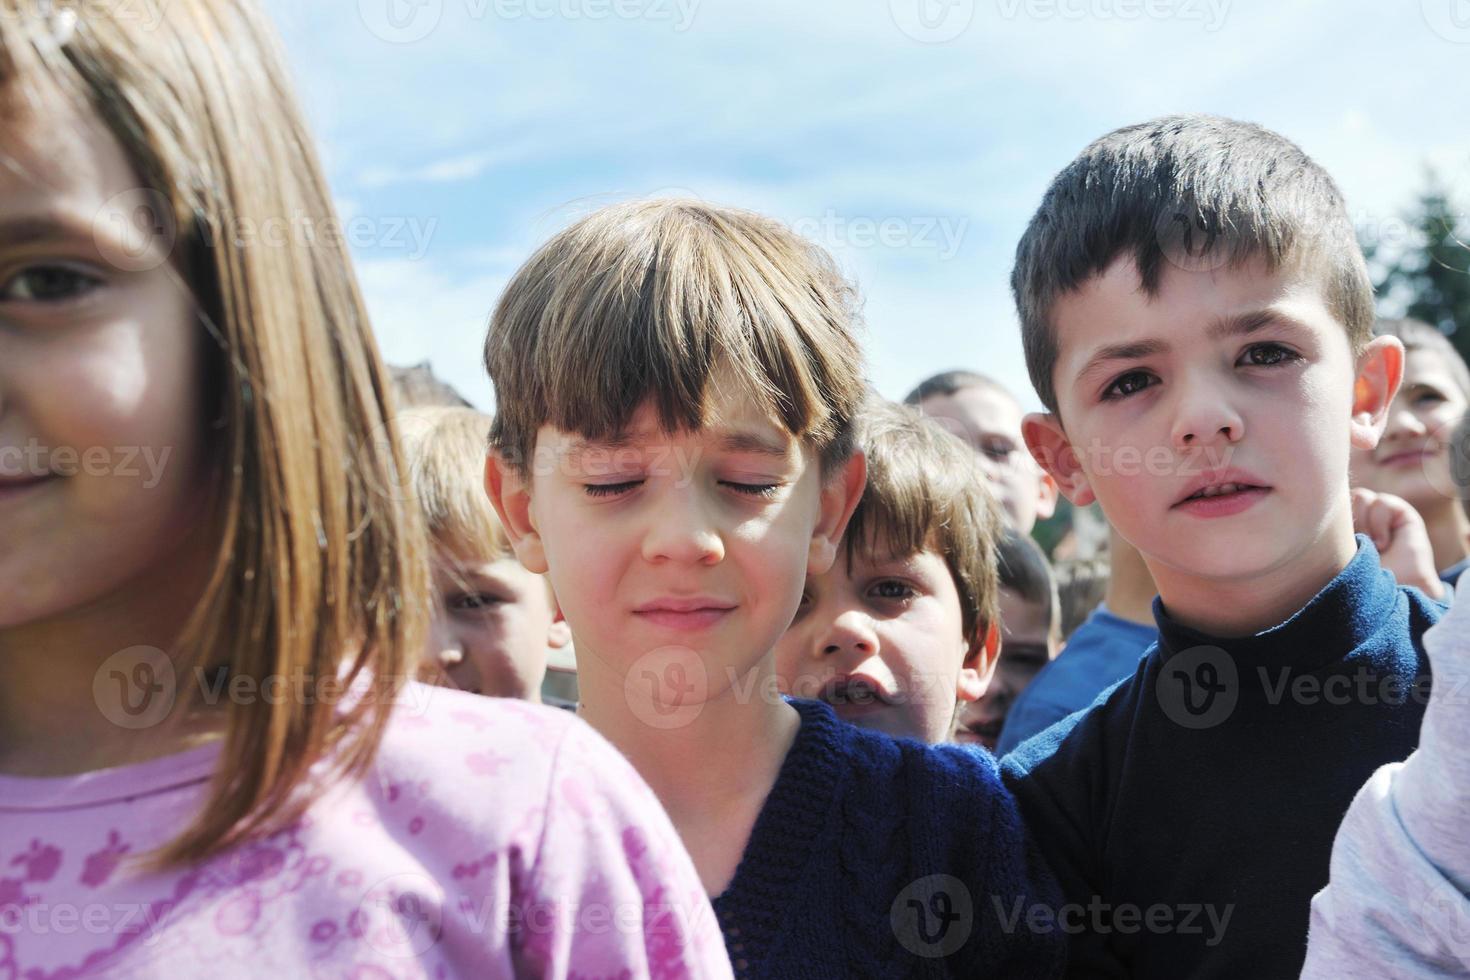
[901,369,1013,408]
[845,397,1003,643]
[1012,114,1374,414]
[484,199,867,479]
[996,529,1059,634]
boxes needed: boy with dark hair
[1002,114,1444,978]
[775,397,1006,745]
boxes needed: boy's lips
[1172,468,1271,517]
[632,596,737,631]
[821,674,895,713]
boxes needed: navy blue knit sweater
[1001,537,1444,979]
[709,697,1065,979]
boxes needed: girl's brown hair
[1,1,427,867]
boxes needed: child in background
[996,526,1157,755]
[1002,114,1445,978]
[0,4,727,976]
[1351,317,1470,586]
[905,370,1060,533]
[953,529,1061,751]
[484,199,1064,978]
[399,406,572,701]
[774,397,1004,746]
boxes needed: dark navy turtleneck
[1002,536,1444,979]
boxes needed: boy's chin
[829,701,926,742]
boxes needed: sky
[262,0,1470,412]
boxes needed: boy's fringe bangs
[489,201,863,473]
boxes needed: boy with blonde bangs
[1001,115,1445,978]
[399,406,571,701]
[484,199,1063,978]
[774,397,1005,746]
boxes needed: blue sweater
[996,605,1157,755]
[710,697,1065,979]
[1001,538,1444,979]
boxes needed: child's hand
[1352,488,1445,600]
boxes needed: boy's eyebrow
[1206,308,1298,340]
[1075,339,1171,386]
[715,429,794,458]
[562,427,792,458]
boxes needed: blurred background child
[997,525,1158,754]
[775,397,1004,745]
[904,370,1059,534]
[1351,317,1470,586]
[953,529,1060,751]
[399,406,574,703]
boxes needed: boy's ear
[546,600,571,649]
[957,621,1002,703]
[484,452,549,574]
[1034,469,1060,522]
[1349,336,1405,451]
[809,449,867,577]
[1023,412,1095,507]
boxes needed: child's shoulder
[792,698,1011,809]
[367,684,663,836]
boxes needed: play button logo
[360,0,444,44]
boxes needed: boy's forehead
[921,386,1023,440]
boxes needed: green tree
[1364,170,1470,363]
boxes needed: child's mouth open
[1173,471,1272,519]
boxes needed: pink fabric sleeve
[512,719,733,979]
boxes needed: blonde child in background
[484,200,1064,978]
[774,396,1005,746]
[0,3,727,975]
[399,406,573,702]
[953,529,1061,751]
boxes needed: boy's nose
[819,609,879,660]
[1382,402,1429,441]
[640,491,725,565]
[1171,388,1245,448]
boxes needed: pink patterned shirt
[0,685,732,979]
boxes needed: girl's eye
[450,593,502,612]
[723,482,780,498]
[1102,371,1156,401]
[584,480,641,498]
[1241,343,1300,367]
[0,265,103,303]
[871,580,917,601]
[1413,391,1447,408]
